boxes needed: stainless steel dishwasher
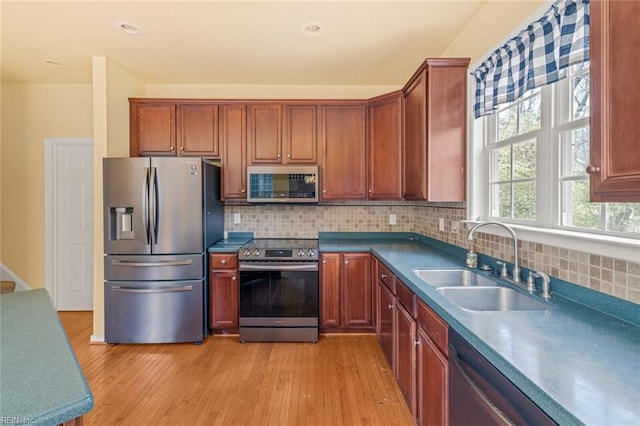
[448,329,556,426]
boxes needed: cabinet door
[341,253,372,327]
[377,280,395,369]
[248,104,282,164]
[426,65,468,202]
[320,104,367,199]
[589,0,640,201]
[417,327,448,426]
[396,301,417,418]
[178,103,219,157]
[130,102,176,157]
[403,71,427,200]
[368,92,403,199]
[320,253,341,327]
[283,104,318,164]
[220,104,247,199]
[209,270,238,329]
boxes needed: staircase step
[1,281,16,294]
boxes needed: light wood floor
[59,312,415,426]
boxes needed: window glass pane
[606,204,640,233]
[561,180,601,229]
[519,94,541,133]
[512,139,536,179]
[491,183,512,218]
[559,127,590,177]
[498,105,517,141]
[491,147,511,181]
[514,181,536,220]
[572,72,590,120]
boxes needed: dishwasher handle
[111,285,193,294]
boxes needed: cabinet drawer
[209,253,238,269]
[417,299,448,355]
[396,279,416,317]
[378,262,396,293]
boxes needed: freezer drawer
[105,280,204,344]
[104,254,203,281]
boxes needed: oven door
[239,262,319,326]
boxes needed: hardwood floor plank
[58,312,414,425]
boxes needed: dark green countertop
[0,289,94,425]
[320,232,640,426]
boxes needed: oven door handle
[239,263,318,272]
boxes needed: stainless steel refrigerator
[103,157,223,344]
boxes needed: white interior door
[47,138,94,310]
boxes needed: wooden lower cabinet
[396,300,417,418]
[208,254,239,331]
[416,299,449,426]
[374,256,449,424]
[320,252,372,331]
[377,279,395,367]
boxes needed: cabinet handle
[388,304,394,310]
[232,276,236,281]
[586,165,601,174]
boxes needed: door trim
[45,137,93,309]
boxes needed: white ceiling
[1,0,524,86]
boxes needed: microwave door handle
[143,167,150,245]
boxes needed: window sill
[462,220,640,263]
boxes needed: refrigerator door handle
[143,166,151,245]
[149,166,158,246]
[111,259,194,267]
[111,285,193,294]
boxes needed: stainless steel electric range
[238,239,319,343]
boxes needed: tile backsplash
[224,203,639,304]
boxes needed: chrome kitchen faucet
[467,221,521,284]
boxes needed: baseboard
[90,335,106,344]
[0,263,31,292]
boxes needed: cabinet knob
[180,146,184,151]
[232,276,236,281]
[277,154,281,158]
[170,146,174,151]
[368,189,372,193]
[241,189,246,193]
[414,340,420,346]
[221,259,227,264]
[381,273,387,279]
[388,304,394,310]
[586,165,601,174]
[345,260,349,265]
[323,190,326,194]
[322,260,327,264]
[287,154,291,158]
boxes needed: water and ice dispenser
[110,207,134,240]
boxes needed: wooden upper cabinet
[130,101,176,156]
[248,104,283,164]
[589,0,640,202]
[320,103,368,200]
[402,59,470,201]
[368,91,403,200]
[178,103,219,157]
[283,104,318,164]
[220,104,247,199]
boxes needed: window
[482,63,640,237]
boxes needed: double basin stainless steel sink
[412,269,553,312]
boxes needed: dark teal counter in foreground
[0,289,94,425]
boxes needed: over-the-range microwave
[246,165,319,203]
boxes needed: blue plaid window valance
[472,0,590,118]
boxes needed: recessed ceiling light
[44,59,64,67]
[302,22,325,37]
[115,20,142,35]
